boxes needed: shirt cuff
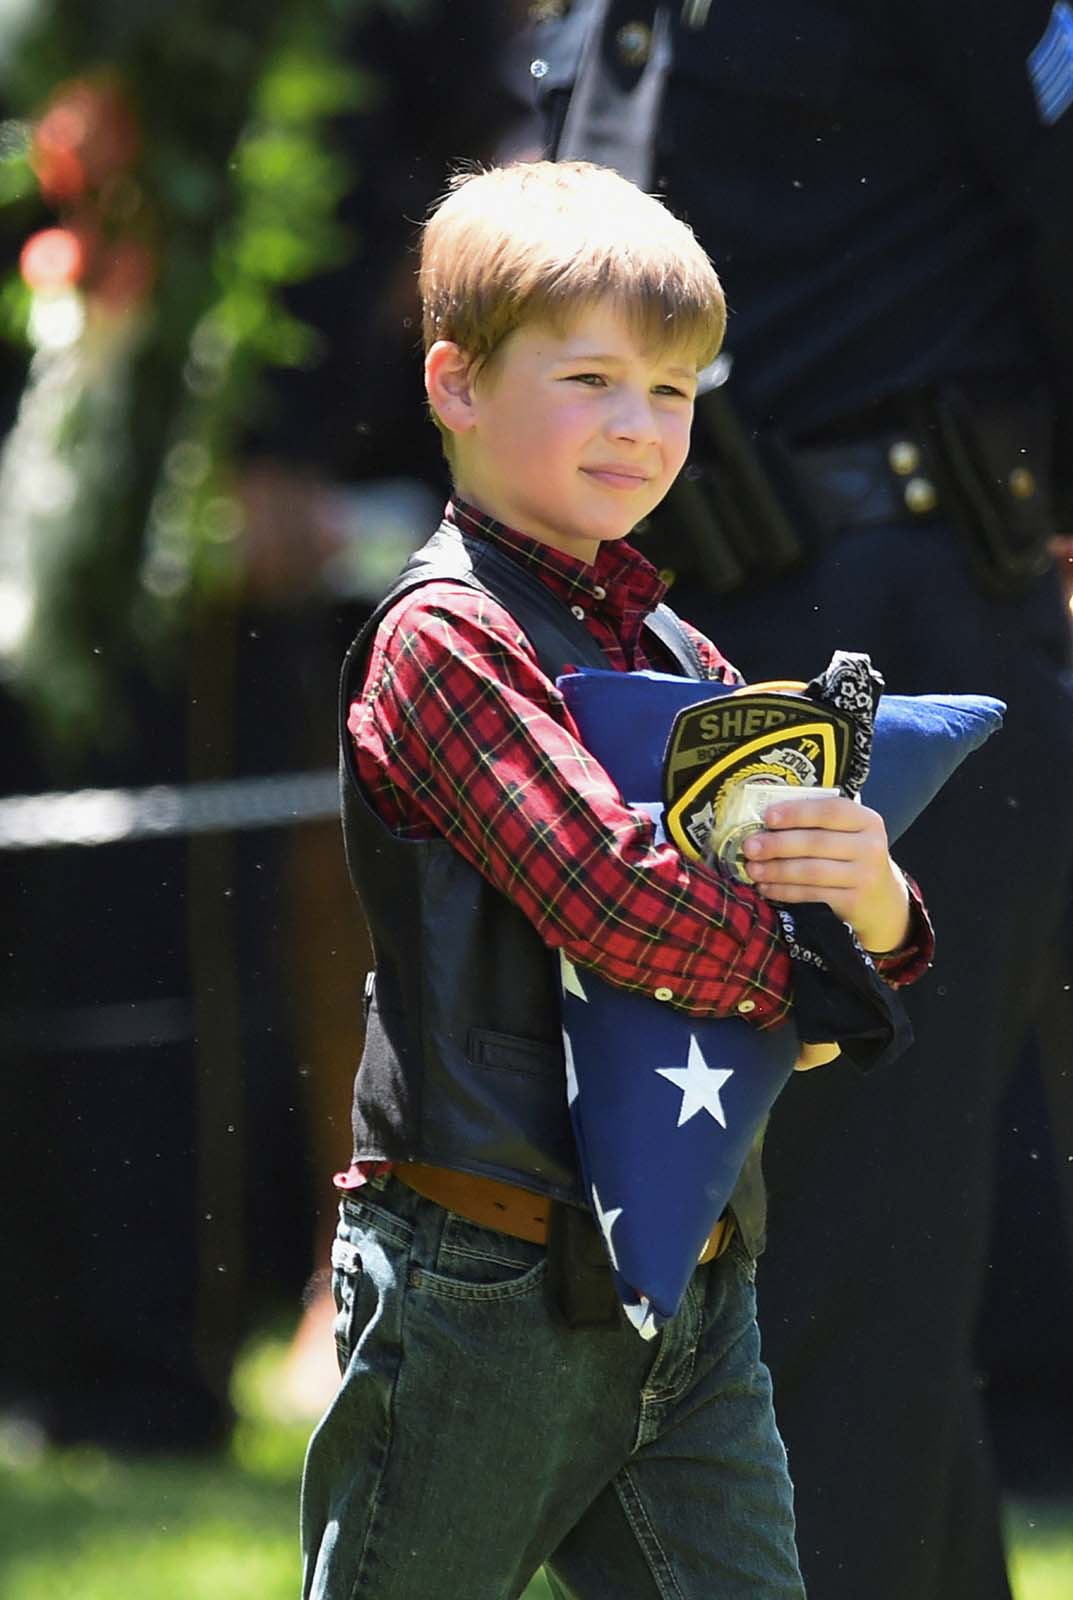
[871,873,934,987]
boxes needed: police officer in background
[522,4,1073,1598]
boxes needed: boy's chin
[595,522,637,543]
[578,507,649,544]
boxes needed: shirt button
[570,604,585,620]
[737,998,757,1014]
[654,986,673,1001]
[592,584,607,600]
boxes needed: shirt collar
[446,498,668,617]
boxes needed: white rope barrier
[0,769,339,849]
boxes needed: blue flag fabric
[555,669,1005,1336]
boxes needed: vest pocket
[429,1025,577,1190]
[466,1027,561,1077]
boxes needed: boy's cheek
[670,427,692,475]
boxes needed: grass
[1005,1502,1073,1600]
[0,1334,1068,1598]
[0,1337,307,1600]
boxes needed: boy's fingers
[763,797,860,831]
[764,798,880,834]
[744,827,860,862]
[748,857,858,889]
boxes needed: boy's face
[446,301,699,564]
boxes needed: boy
[301,161,931,1600]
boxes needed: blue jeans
[300,1177,804,1599]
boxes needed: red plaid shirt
[347,499,931,1040]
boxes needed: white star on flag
[563,1028,579,1106]
[591,1183,622,1270]
[623,1296,659,1340]
[656,1034,734,1128]
[560,955,588,1001]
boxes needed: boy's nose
[609,393,660,445]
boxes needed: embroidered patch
[661,687,854,876]
[1028,2,1073,126]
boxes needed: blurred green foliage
[0,0,382,754]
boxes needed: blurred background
[0,2,1070,1596]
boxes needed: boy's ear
[425,341,477,436]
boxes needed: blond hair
[418,161,725,452]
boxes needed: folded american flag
[556,665,1004,1334]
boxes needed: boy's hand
[794,1042,842,1071]
[741,795,911,955]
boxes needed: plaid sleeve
[351,585,793,1027]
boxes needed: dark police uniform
[525,4,1073,1597]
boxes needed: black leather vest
[339,522,767,1249]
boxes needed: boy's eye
[565,374,692,398]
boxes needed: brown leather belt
[396,1161,733,1265]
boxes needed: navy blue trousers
[668,517,1073,1600]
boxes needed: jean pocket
[411,1211,548,1303]
[330,1235,366,1372]
[727,1228,758,1286]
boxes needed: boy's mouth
[581,466,652,490]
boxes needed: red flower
[31,77,140,203]
[19,227,88,291]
